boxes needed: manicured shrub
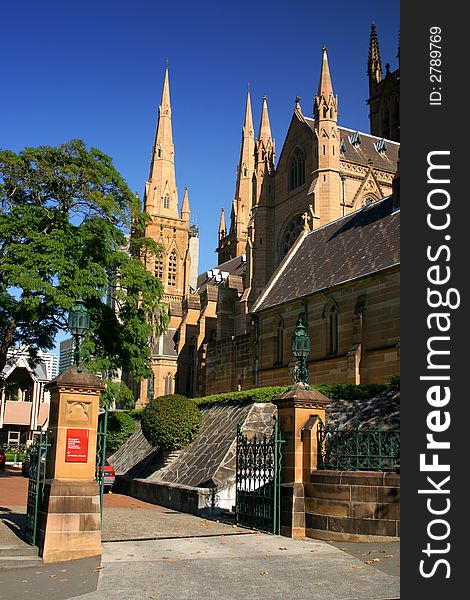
[194,386,288,407]
[140,394,202,451]
[194,383,391,407]
[386,375,400,391]
[100,411,136,453]
[314,384,388,400]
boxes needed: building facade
[128,68,199,405]
[135,25,400,401]
[0,354,53,445]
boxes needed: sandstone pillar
[37,367,104,563]
[272,383,329,538]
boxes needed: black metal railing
[317,420,400,472]
[236,417,284,534]
[24,431,50,545]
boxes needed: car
[97,460,115,492]
[0,449,5,470]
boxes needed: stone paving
[68,533,399,600]
[0,469,399,600]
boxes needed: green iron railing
[235,416,284,535]
[317,420,400,472]
[95,407,109,524]
[24,431,50,546]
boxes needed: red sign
[65,429,89,463]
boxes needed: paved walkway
[0,466,400,599]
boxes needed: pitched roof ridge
[302,117,400,146]
[251,229,310,313]
[305,194,393,237]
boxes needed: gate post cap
[45,365,105,391]
[272,382,330,408]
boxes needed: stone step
[0,544,38,557]
[0,554,42,569]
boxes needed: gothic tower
[217,89,255,264]
[310,46,342,225]
[367,23,400,141]
[137,67,194,404]
[244,95,275,307]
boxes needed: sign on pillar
[36,366,104,563]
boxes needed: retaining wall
[304,470,400,541]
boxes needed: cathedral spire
[144,66,178,217]
[257,95,272,146]
[317,45,334,98]
[368,23,382,84]
[243,87,254,135]
[218,208,226,240]
[233,87,255,229]
[181,186,190,223]
[314,46,338,121]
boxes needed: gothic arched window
[274,316,284,366]
[155,256,164,281]
[323,299,339,355]
[163,194,170,209]
[280,215,304,259]
[168,250,177,287]
[164,373,174,395]
[289,148,305,191]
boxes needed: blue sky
[2,0,399,351]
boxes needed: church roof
[303,117,399,172]
[196,254,246,293]
[252,194,400,313]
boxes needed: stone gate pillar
[36,366,104,563]
[272,382,329,538]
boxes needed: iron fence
[317,420,400,472]
[235,417,284,534]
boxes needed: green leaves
[0,140,166,379]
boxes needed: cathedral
[131,24,400,404]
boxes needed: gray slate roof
[253,194,400,313]
[303,118,399,173]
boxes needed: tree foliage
[99,410,136,453]
[0,140,167,377]
[100,380,135,410]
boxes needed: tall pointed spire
[144,66,178,217]
[233,87,255,228]
[218,208,226,240]
[254,95,275,207]
[257,95,272,145]
[314,46,338,121]
[317,45,334,98]
[243,87,254,135]
[181,186,190,223]
[368,23,382,83]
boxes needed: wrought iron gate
[24,431,50,546]
[235,416,283,534]
[95,407,109,523]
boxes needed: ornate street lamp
[291,316,310,386]
[68,298,90,371]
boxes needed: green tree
[0,140,167,378]
[100,380,135,410]
[99,411,136,453]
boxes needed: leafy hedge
[101,411,136,453]
[195,386,288,407]
[141,394,202,451]
[194,383,393,406]
[313,384,390,400]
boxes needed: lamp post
[68,299,90,372]
[291,316,310,386]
